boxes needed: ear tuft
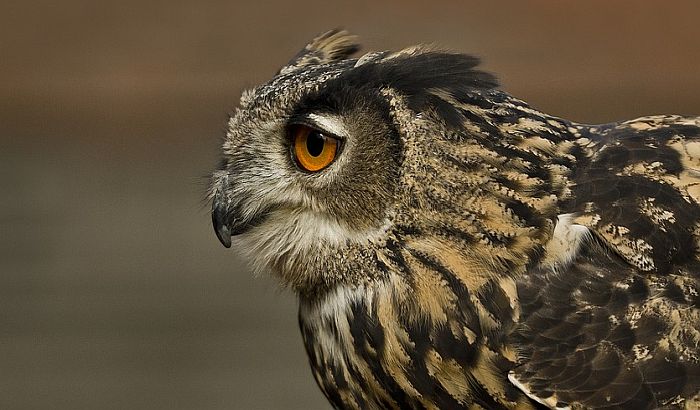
[279,29,360,75]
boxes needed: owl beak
[211,178,271,248]
[212,190,232,248]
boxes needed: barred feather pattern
[298,92,700,409]
[212,32,700,409]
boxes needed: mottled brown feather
[211,32,700,409]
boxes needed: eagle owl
[209,30,700,409]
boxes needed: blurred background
[1,1,699,409]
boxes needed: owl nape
[210,30,700,409]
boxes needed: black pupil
[306,131,325,157]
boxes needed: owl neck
[297,266,529,408]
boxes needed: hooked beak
[212,190,233,248]
[211,185,270,248]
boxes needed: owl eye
[291,125,339,172]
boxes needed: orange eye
[291,125,339,172]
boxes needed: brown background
[1,1,699,409]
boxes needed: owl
[209,30,700,409]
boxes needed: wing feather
[509,117,700,409]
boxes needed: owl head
[210,30,511,295]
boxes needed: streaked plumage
[210,30,700,409]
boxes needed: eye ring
[290,124,340,172]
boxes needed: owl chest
[298,284,522,409]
